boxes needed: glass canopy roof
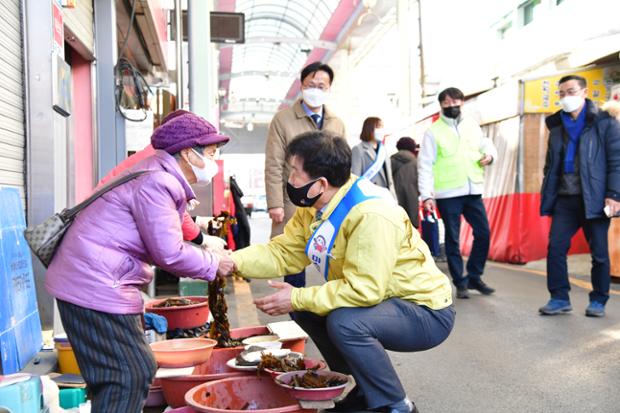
[223,0,340,122]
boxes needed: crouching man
[229,131,455,413]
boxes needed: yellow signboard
[523,67,619,113]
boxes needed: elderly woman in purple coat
[45,112,234,412]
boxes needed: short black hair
[559,75,587,89]
[301,62,334,85]
[438,87,464,103]
[396,137,419,154]
[286,131,351,187]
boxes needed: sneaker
[468,279,495,295]
[539,299,572,315]
[456,286,470,299]
[585,301,605,317]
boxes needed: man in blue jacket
[539,75,620,317]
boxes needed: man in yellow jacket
[232,131,454,413]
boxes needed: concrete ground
[221,213,620,413]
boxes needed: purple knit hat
[151,112,230,154]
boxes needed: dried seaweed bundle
[290,371,347,389]
[153,297,198,308]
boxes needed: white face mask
[190,149,219,184]
[302,88,328,108]
[374,128,385,142]
[560,95,584,113]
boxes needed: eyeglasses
[302,82,329,92]
[558,88,584,98]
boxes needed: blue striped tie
[311,114,321,128]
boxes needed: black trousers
[436,195,490,288]
[56,300,157,413]
[546,195,611,304]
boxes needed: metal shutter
[0,0,25,205]
[63,0,94,56]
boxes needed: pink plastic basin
[275,370,349,402]
[185,376,314,413]
[145,296,210,330]
[150,338,217,368]
[264,359,327,379]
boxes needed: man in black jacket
[539,75,620,317]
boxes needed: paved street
[224,214,620,413]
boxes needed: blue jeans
[436,195,490,288]
[547,195,610,304]
[294,300,454,409]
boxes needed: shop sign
[523,66,620,113]
[52,1,64,55]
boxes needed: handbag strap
[62,171,149,221]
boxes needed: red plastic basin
[145,296,210,330]
[160,347,252,408]
[185,376,314,413]
[160,325,307,408]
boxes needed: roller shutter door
[0,0,25,206]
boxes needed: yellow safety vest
[430,117,484,191]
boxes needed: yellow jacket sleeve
[291,211,402,316]
[232,209,311,279]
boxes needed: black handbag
[23,171,147,268]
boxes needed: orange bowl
[150,338,217,368]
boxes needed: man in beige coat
[264,61,346,287]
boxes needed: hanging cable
[115,0,152,122]
[118,0,136,59]
[115,57,152,122]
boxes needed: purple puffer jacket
[45,150,218,314]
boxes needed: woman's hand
[216,252,235,277]
[253,281,293,316]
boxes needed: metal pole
[175,0,184,109]
[94,0,123,178]
[417,0,426,101]
[188,0,195,110]
[187,0,213,217]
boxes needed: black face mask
[442,106,461,119]
[286,178,323,207]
